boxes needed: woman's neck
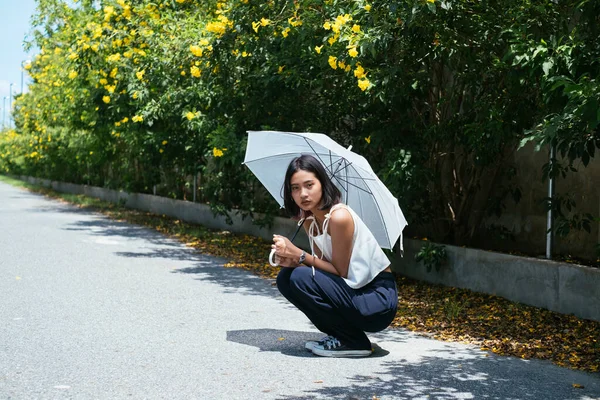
[311,207,329,225]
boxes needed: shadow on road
[227,328,390,358]
[275,349,599,400]
[172,265,283,298]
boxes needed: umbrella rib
[245,151,343,165]
[333,176,373,194]
[303,139,341,178]
[364,179,393,248]
[344,166,393,248]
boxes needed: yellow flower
[200,39,210,46]
[181,70,186,76]
[323,21,331,30]
[191,66,201,77]
[338,61,346,69]
[364,4,371,11]
[281,27,290,38]
[213,147,224,157]
[105,85,116,93]
[352,24,361,33]
[185,112,196,121]
[328,35,338,45]
[110,68,118,78]
[315,45,323,54]
[331,22,341,34]
[358,78,371,91]
[68,71,78,79]
[328,56,338,69]
[348,46,359,58]
[365,136,371,144]
[102,96,111,103]
[132,115,143,122]
[260,18,270,26]
[135,70,145,82]
[162,140,168,145]
[252,21,260,33]
[288,17,302,27]
[99,78,108,85]
[190,45,203,57]
[132,91,139,99]
[427,0,435,3]
[354,64,366,79]
[107,53,121,62]
[206,21,228,36]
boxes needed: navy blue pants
[276,266,398,350]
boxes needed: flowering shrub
[2,0,598,248]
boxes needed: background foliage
[1,0,598,255]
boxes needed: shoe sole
[305,342,318,352]
[311,348,372,358]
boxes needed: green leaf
[542,60,554,76]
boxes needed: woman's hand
[272,234,300,260]
[275,255,296,268]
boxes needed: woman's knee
[288,266,314,293]
[276,267,294,297]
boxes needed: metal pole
[546,145,556,259]
[8,83,13,128]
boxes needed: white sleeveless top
[306,204,390,289]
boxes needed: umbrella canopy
[243,130,407,250]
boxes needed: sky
[0,0,39,125]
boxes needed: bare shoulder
[329,207,353,228]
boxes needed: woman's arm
[324,208,354,278]
[273,209,354,277]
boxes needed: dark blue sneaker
[311,337,372,358]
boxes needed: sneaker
[305,335,336,352]
[311,337,372,358]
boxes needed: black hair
[283,154,341,218]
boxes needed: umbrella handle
[269,249,279,267]
[269,218,305,267]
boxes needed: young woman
[271,154,398,357]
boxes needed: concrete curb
[17,175,600,322]
[393,239,600,322]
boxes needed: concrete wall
[480,143,600,260]
[21,176,599,322]
[393,238,600,322]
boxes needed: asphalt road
[0,181,599,400]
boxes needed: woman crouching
[272,154,398,357]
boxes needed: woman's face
[290,169,322,213]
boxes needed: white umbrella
[243,130,408,250]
